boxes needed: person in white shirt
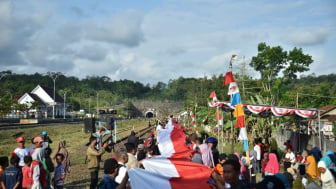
[12,136,31,167]
[115,148,128,184]
[283,148,296,170]
[253,141,261,173]
[124,143,138,170]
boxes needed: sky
[0,0,335,85]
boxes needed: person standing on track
[86,135,108,189]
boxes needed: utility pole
[63,92,66,119]
[47,72,61,119]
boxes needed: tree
[250,42,313,105]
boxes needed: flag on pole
[224,71,249,152]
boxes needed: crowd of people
[0,131,70,189]
[86,116,336,189]
[2,116,336,189]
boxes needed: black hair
[24,155,32,164]
[223,159,240,173]
[124,143,136,153]
[218,153,227,161]
[104,158,119,174]
[10,156,20,165]
[227,154,239,162]
[55,153,65,161]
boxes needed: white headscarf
[318,161,335,184]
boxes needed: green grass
[0,120,150,189]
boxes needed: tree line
[0,42,335,117]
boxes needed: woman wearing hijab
[306,149,319,179]
[261,153,269,177]
[199,143,214,168]
[317,161,336,189]
[54,140,71,174]
[264,153,280,176]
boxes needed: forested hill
[0,71,335,111]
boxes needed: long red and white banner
[128,122,212,189]
[208,101,317,118]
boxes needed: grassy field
[1,120,313,188]
[0,119,150,189]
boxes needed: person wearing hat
[87,135,108,189]
[11,136,31,167]
[206,137,219,166]
[98,158,129,189]
[41,131,52,149]
[136,144,146,161]
[31,136,48,189]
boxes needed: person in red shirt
[22,156,33,189]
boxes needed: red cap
[33,136,44,143]
[16,136,25,143]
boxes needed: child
[1,156,22,189]
[53,153,66,189]
[0,156,9,189]
[22,156,33,189]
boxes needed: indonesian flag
[128,122,212,189]
[216,107,223,126]
[129,158,212,189]
[157,124,192,159]
[209,91,217,101]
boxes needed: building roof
[38,85,64,103]
[320,105,336,116]
[321,115,336,122]
[29,93,45,104]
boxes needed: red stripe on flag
[169,158,212,189]
[170,126,193,159]
[209,91,216,98]
[235,115,245,128]
[224,72,235,85]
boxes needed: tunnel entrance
[145,111,155,118]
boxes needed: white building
[17,85,66,118]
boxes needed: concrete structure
[17,85,65,118]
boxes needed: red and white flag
[129,158,212,189]
[157,124,192,158]
[128,123,212,189]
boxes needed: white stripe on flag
[238,127,248,140]
[157,126,175,157]
[129,168,172,189]
[142,157,179,178]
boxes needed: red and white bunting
[270,107,294,117]
[208,101,231,108]
[246,105,269,114]
[295,109,316,118]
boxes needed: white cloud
[284,29,330,46]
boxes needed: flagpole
[229,55,236,154]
